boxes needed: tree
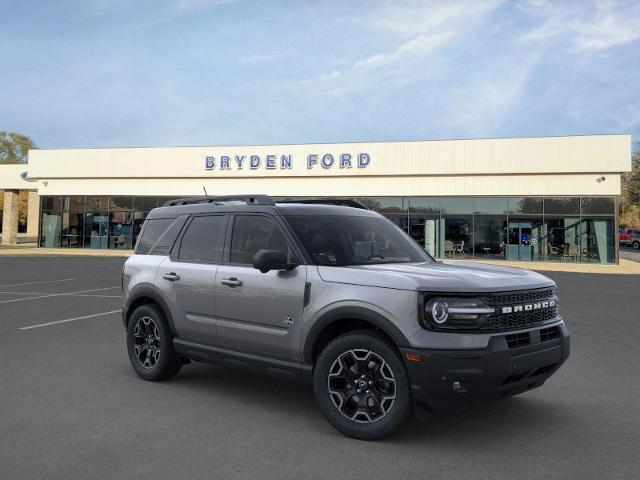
[620,142,640,227]
[0,131,36,164]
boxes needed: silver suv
[122,195,570,440]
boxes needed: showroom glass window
[507,197,544,261]
[108,197,134,250]
[579,197,615,263]
[408,198,442,257]
[38,195,617,264]
[441,198,473,258]
[40,197,63,247]
[83,196,109,249]
[61,196,85,248]
[473,198,508,260]
[543,198,581,262]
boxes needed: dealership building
[0,134,631,264]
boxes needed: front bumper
[400,321,570,418]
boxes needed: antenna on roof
[203,186,208,197]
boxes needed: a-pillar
[26,190,40,239]
[1,189,20,245]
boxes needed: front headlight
[423,297,495,330]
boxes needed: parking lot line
[62,293,122,298]
[18,310,121,330]
[0,286,121,304]
[0,278,78,288]
[0,291,46,296]
[0,291,121,298]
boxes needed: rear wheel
[126,304,181,381]
[633,241,640,250]
[313,330,412,440]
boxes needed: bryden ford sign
[205,152,371,171]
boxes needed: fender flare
[302,306,410,364]
[124,283,178,336]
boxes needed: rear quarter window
[135,217,185,255]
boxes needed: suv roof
[146,195,378,220]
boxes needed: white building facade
[0,134,632,263]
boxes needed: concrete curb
[0,247,132,257]
[446,258,640,275]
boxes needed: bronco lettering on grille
[501,300,556,314]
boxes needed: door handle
[163,272,181,281]
[221,277,243,287]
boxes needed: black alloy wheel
[126,304,182,381]
[132,316,161,370]
[314,330,412,440]
[327,349,397,423]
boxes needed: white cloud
[297,0,506,96]
[298,31,455,95]
[369,0,505,35]
[441,52,542,136]
[519,0,640,51]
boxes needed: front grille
[483,307,558,331]
[479,287,555,306]
[480,288,558,331]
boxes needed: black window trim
[170,213,230,265]
[223,213,305,267]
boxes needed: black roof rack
[275,199,369,209]
[162,195,274,207]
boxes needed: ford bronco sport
[122,195,570,440]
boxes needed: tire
[126,304,181,381]
[633,241,640,250]
[313,330,412,440]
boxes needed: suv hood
[317,261,554,292]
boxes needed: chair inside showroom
[115,235,127,249]
[547,241,561,259]
[452,240,466,257]
[444,240,454,257]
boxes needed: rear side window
[136,218,173,254]
[178,215,227,263]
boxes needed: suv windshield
[286,215,432,266]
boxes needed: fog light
[452,381,467,393]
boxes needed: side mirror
[252,249,298,273]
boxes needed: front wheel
[633,241,640,250]
[313,330,412,440]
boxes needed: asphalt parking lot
[0,256,639,480]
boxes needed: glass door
[85,213,109,249]
[507,221,542,261]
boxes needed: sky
[1,0,639,149]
